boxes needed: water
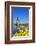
[12,24,28,34]
[13,25,17,34]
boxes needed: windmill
[16,17,20,30]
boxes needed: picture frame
[5,1,35,44]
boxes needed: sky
[11,7,30,24]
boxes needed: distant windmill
[16,17,20,30]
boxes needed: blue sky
[11,7,30,24]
